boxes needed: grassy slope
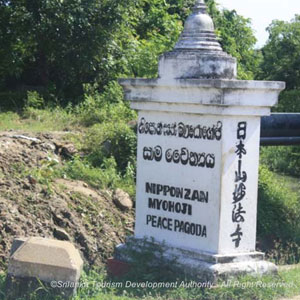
[0,111,300,299]
[0,110,78,132]
[1,267,300,300]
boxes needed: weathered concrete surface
[118,0,285,283]
[6,237,83,299]
[159,0,236,79]
[9,237,26,256]
[119,78,285,117]
[116,237,277,283]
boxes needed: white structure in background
[119,0,285,280]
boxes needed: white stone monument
[118,0,285,280]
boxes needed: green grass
[0,109,77,132]
[257,165,300,265]
[273,173,300,197]
[1,267,300,300]
[260,146,300,177]
[0,106,300,299]
[72,267,300,300]
[0,108,136,196]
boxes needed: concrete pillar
[118,0,285,281]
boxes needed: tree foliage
[0,0,137,103]
[256,15,300,113]
[257,15,300,90]
[206,0,259,79]
[0,0,259,105]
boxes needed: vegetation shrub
[83,122,137,174]
[0,90,27,111]
[260,90,300,178]
[260,146,300,177]
[75,81,136,127]
[71,81,138,174]
[274,90,300,113]
[63,156,135,197]
[257,165,300,264]
[25,91,45,110]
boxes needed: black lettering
[175,203,181,213]
[202,226,207,237]
[237,122,247,140]
[165,149,173,163]
[232,182,246,204]
[157,184,163,195]
[184,189,191,200]
[231,224,243,248]
[139,119,222,141]
[206,154,215,168]
[185,222,190,234]
[174,219,180,231]
[168,218,172,231]
[181,203,187,215]
[162,200,168,211]
[157,216,163,228]
[181,148,189,165]
[176,187,184,199]
[191,190,199,201]
[198,153,206,167]
[168,201,175,211]
[143,147,153,160]
[148,198,156,209]
[235,160,247,182]
[188,205,192,216]
[146,215,152,225]
[173,220,207,237]
[154,146,162,162]
[146,182,154,194]
[162,218,168,229]
[152,215,157,227]
[156,199,162,210]
[200,191,209,203]
[163,185,170,196]
[235,140,247,159]
[232,203,246,223]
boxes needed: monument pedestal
[115,237,277,282]
[117,0,285,281]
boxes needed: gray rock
[113,189,133,211]
[53,227,71,241]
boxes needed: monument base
[114,237,277,283]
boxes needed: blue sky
[216,0,300,48]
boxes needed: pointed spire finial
[174,0,222,51]
[193,0,206,12]
[158,0,237,79]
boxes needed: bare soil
[0,131,134,271]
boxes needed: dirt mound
[0,132,134,271]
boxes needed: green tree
[257,15,300,113]
[0,0,137,103]
[0,0,259,105]
[206,1,259,79]
[257,15,300,178]
[257,15,300,90]
[119,0,259,80]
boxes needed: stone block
[9,237,26,256]
[6,237,83,299]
